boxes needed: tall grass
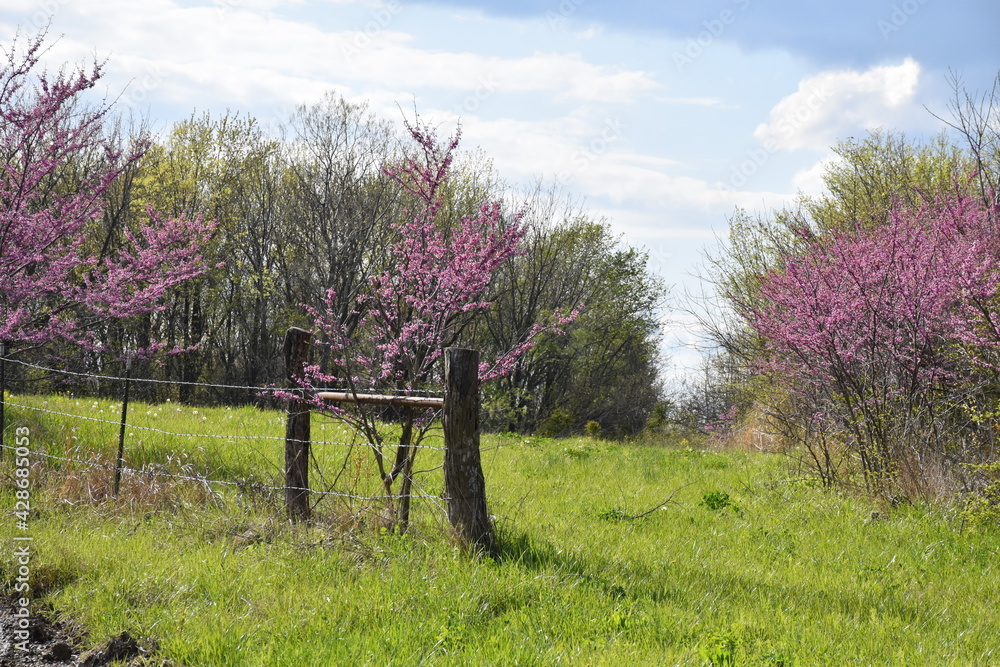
[1,395,998,664]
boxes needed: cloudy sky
[2,0,997,375]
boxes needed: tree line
[1,35,666,438]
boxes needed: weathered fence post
[443,347,496,555]
[284,327,311,521]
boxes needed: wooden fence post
[443,347,496,555]
[284,327,311,521]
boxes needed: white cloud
[754,58,922,152]
[575,24,603,40]
[342,48,657,102]
[437,108,798,237]
[655,96,730,107]
[18,0,657,114]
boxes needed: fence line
[1,398,453,510]
[1,339,497,550]
[0,442,445,503]
[6,396,453,509]
[5,401,446,451]
[0,356,445,396]
[2,356,275,392]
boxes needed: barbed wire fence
[0,335,498,550]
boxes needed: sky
[2,0,998,378]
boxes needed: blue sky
[1,0,997,376]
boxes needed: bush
[960,462,1000,531]
[538,409,572,437]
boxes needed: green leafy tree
[479,190,666,436]
[135,111,288,400]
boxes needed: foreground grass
[1,395,998,665]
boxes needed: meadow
[1,394,998,665]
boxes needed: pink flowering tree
[741,190,1000,495]
[0,30,214,358]
[285,117,575,528]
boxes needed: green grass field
[1,394,998,665]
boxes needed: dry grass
[43,452,222,512]
[716,404,786,453]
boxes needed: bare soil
[0,598,164,666]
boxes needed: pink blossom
[740,188,1000,480]
[0,30,213,354]
[289,115,578,420]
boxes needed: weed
[959,461,1000,531]
[699,632,737,666]
[597,507,630,522]
[700,490,741,515]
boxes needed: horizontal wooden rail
[316,391,444,409]
[283,329,493,551]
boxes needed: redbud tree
[0,29,214,357]
[741,190,1000,495]
[285,117,575,527]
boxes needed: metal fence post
[113,356,132,497]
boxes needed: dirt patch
[0,598,163,666]
[0,597,79,666]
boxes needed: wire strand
[1,443,448,502]
[6,402,445,450]
[1,356,445,396]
